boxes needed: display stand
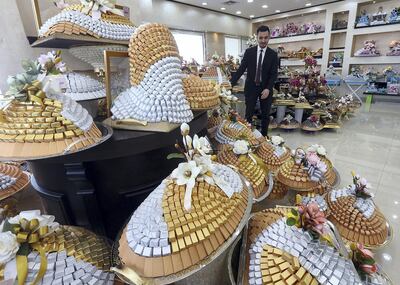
[29,111,208,239]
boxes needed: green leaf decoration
[363,258,376,265]
[286,217,296,226]
[17,243,32,256]
[167,153,186,160]
[2,219,20,234]
[291,208,299,216]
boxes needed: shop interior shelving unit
[251,0,400,77]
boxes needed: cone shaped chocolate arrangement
[255,135,291,171]
[202,66,232,90]
[0,163,30,201]
[64,72,106,101]
[0,51,104,160]
[117,123,251,280]
[110,23,193,128]
[215,111,260,148]
[326,173,390,248]
[0,210,114,285]
[182,75,220,110]
[217,141,268,199]
[245,203,361,285]
[38,1,135,41]
[276,145,337,193]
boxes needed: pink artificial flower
[357,243,374,260]
[306,151,320,166]
[303,202,327,234]
[359,264,378,275]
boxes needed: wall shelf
[269,32,324,44]
[331,29,347,34]
[353,22,400,35]
[349,56,400,65]
[31,33,128,48]
[280,58,322,66]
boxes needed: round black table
[29,111,208,239]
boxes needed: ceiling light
[248,0,254,2]
[275,10,281,13]
[236,11,242,14]
[220,7,226,10]
[262,5,268,8]
[305,3,312,6]
[202,2,207,5]
[250,15,255,18]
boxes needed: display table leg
[276,106,287,124]
[294,109,304,123]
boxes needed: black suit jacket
[230,46,278,95]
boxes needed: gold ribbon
[23,81,46,105]
[111,266,153,285]
[14,218,49,285]
[16,255,28,285]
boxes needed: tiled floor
[270,101,399,283]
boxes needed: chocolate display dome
[38,2,135,41]
[246,208,360,285]
[117,125,251,280]
[255,136,291,171]
[182,75,220,110]
[215,120,260,148]
[276,146,337,193]
[326,174,389,248]
[111,23,193,124]
[0,52,104,159]
[0,163,30,201]
[217,144,267,199]
[0,210,114,285]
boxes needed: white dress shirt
[256,45,267,69]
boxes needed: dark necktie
[255,49,263,85]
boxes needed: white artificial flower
[316,145,327,156]
[8,210,59,233]
[180,123,190,136]
[0,232,19,265]
[193,135,211,155]
[171,161,202,211]
[40,74,66,95]
[271,136,284,146]
[185,135,192,149]
[307,144,326,156]
[37,52,56,69]
[233,140,249,155]
[194,155,215,185]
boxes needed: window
[172,31,205,65]
[225,37,241,60]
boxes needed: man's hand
[261,89,270,100]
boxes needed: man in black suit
[230,25,278,136]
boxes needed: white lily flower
[271,136,284,146]
[180,123,190,136]
[171,161,202,211]
[185,135,192,149]
[193,135,211,155]
[233,140,250,155]
[0,232,19,265]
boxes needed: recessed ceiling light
[236,10,242,14]
[221,7,226,10]
[262,5,268,8]
[248,0,254,2]
[202,2,207,5]
[275,10,281,13]
[250,15,255,18]
[305,3,312,6]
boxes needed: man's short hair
[256,25,270,34]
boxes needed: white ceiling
[169,0,341,19]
